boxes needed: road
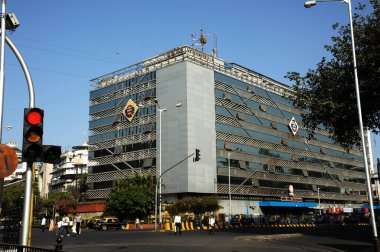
[29,225,375,252]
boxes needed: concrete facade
[157,61,216,196]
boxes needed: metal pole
[159,109,162,226]
[154,182,157,231]
[317,187,321,215]
[228,152,231,218]
[0,0,5,232]
[4,34,35,106]
[347,0,379,248]
[1,29,36,247]
[0,0,6,143]
[6,36,35,246]
[21,162,33,246]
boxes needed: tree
[40,192,76,217]
[54,199,76,216]
[105,174,155,221]
[1,181,24,210]
[166,196,220,216]
[286,0,380,150]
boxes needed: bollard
[55,237,63,251]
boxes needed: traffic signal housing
[42,145,62,164]
[22,108,44,162]
[195,148,201,162]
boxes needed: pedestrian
[41,217,46,232]
[224,215,229,227]
[62,215,70,237]
[135,217,140,229]
[208,214,216,235]
[49,218,55,231]
[174,213,181,236]
[74,213,82,236]
[56,220,63,238]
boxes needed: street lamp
[304,0,348,8]
[228,152,232,219]
[317,187,321,215]
[304,0,379,249]
[156,109,167,225]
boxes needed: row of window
[90,88,156,114]
[215,89,302,123]
[89,120,157,143]
[216,157,365,184]
[216,122,363,162]
[90,72,156,99]
[89,104,156,130]
[215,72,292,107]
[91,140,156,158]
[216,175,363,195]
[216,140,359,171]
[89,158,156,175]
[215,103,335,145]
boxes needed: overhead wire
[11,34,126,64]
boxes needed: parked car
[86,218,100,229]
[96,217,126,231]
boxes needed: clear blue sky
[3,0,378,167]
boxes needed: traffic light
[42,145,62,164]
[195,148,201,162]
[22,108,44,162]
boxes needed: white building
[50,142,89,193]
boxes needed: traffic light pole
[154,152,196,230]
[0,0,5,227]
[0,6,35,245]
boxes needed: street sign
[123,99,139,122]
[288,117,299,136]
[0,144,18,178]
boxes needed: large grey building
[88,46,367,217]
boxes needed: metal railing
[0,243,64,252]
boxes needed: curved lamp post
[304,0,379,250]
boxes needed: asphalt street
[26,225,377,252]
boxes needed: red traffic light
[26,108,43,125]
[22,108,44,162]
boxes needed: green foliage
[1,181,24,209]
[286,0,380,150]
[40,192,76,216]
[1,180,42,212]
[166,196,220,216]
[105,174,155,221]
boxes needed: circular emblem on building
[125,105,135,118]
[123,99,139,122]
[288,117,299,136]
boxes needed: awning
[259,201,317,208]
[361,205,380,209]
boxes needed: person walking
[62,215,70,237]
[174,213,181,236]
[208,214,216,235]
[41,217,46,232]
[56,220,63,238]
[74,213,82,237]
[135,217,140,229]
[49,218,55,231]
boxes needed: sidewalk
[127,223,156,230]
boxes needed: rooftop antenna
[191,27,218,57]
